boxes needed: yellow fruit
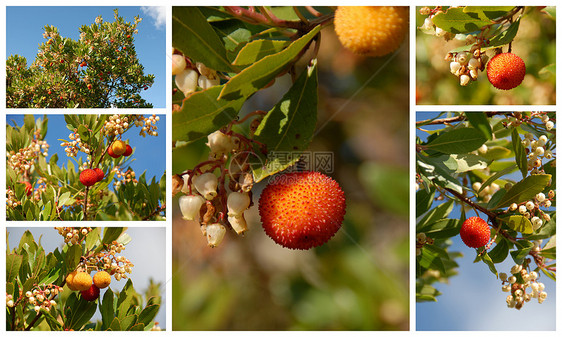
[112,140,127,156]
[93,271,112,289]
[66,271,79,291]
[334,6,408,57]
[72,272,93,291]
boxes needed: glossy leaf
[172,7,235,72]
[233,39,291,65]
[251,59,318,182]
[425,127,487,154]
[432,7,493,34]
[488,238,510,263]
[464,112,492,140]
[172,85,245,143]
[443,153,489,173]
[219,25,321,100]
[416,187,435,218]
[495,174,551,209]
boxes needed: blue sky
[416,112,556,330]
[7,227,167,329]
[7,114,166,187]
[6,6,166,108]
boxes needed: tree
[6,227,162,331]
[6,114,165,221]
[6,9,155,108]
[416,112,556,311]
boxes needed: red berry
[80,284,100,301]
[460,217,490,248]
[126,34,131,38]
[94,168,105,182]
[486,53,526,90]
[107,146,121,158]
[87,84,92,90]
[79,169,98,187]
[259,171,346,250]
[21,181,32,196]
[123,144,133,157]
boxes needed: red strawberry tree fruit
[6,114,165,221]
[416,6,555,105]
[6,227,163,331]
[416,112,556,310]
[6,9,155,108]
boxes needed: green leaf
[108,317,122,331]
[417,200,454,230]
[484,18,520,51]
[478,164,517,194]
[100,288,114,330]
[101,228,125,248]
[432,7,493,34]
[417,156,463,193]
[251,59,318,182]
[121,314,138,331]
[510,240,534,264]
[488,238,510,263]
[425,127,487,154]
[463,7,515,20]
[65,244,82,272]
[172,84,245,143]
[64,292,97,330]
[502,215,534,234]
[418,219,462,239]
[464,112,492,140]
[480,146,512,161]
[495,174,551,209]
[539,247,556,260]
[443,153,489,173]
[172,7,235,72]
[6,254,23,282]
[511,128,527,178]
[233,39,290,66]
[137,304,159,326]
[419,246,446,275]
[219,25,321,100]
[416,284,441,302]
[416,187,435,218]
[539,64,556,77]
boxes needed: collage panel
[6,227,166,331]
[415,112,556,330]
[6,6,166,109]
[171,6,409,331]
[416,6,556,105]
[6,114,166,221]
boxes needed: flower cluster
[500,262,547,310]
[102,114,159,137]
[175,113,266,248]
[172,51,220,98]
[16,284,63,313]
[61,130,91,157]
[7,129,49,174]
[55,227,93,245]
[85,242,134,281]
[111,166,138,188]
[415,232,434,256]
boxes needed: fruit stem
[305,6,323,18]
[293,7,309,24]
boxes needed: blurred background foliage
[416,6,556,105]
[172,10,409,331]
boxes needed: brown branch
[416,111,512,126]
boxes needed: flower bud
[227,192,251,216]
[172,54,187,75]
[228,214,248,235]
[460,74,470,86]
[198,75,220,90]
[175,68,198,96]
[193,173,218,200]
[178,195,205,221]
[206,223,226,248]
[206,130,234,158]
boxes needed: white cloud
[141,6,166,30]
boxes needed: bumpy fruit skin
[107,146,121,158]
[334,6,408,57]
[66,271,79,291]
[123,144,133,157]
[460,217,490,248]
[80,169,98,187]
[486,53,526,90]
[112,140,127,156]
[94,168,105,182]
[80,284,100,301]
[73,272,93,291]
[259,171,346,250]
[93,271,111,289]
